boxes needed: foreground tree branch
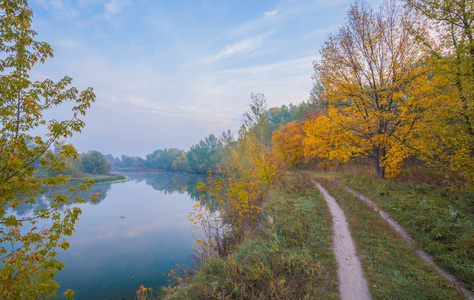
[0,1,97,298]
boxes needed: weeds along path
[312,180,372,300]
[342,184,474,300]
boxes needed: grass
[315,175,467,299]
[163,172,338,299]
[67,174,127,185]
[338,171,473,292]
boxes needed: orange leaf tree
[192,94,285,258]
[272,120,306,168]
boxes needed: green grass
[339,173,473,292]
[165,172,338,299]
[316,176,467,299]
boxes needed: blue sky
[29,0,382,157]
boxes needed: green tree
[145,148,183,171]
[81,151,110,175]
[0,1,97,298]
[186,134,224,173]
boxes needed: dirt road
[313,180,372,300]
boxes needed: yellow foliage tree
[407,0,474,181]
[0,1,97,297]
[302,109,357,170]
[314,0,429,177]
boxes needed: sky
[28,0,383,158]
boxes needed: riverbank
[162,172,338,299]
[159,169,471,299]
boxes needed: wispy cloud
[202,35,264,64]
[234,1,342,34]
[193,56,315,114]
[37,0,64,10]
[264,9,278,17]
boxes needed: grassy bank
[164,172,338,299]
[337,172,473,292]
[67,174,128,185]
[156,169,471,299]
[315,175,467,299]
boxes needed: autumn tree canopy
[311,0,429,177]
[272,120,306,168]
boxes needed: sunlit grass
[309,171,338,178]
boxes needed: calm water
[16,172,207,300]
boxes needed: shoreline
[67,174,129,185]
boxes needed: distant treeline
[106,99,321,174]
[52,147,111,177]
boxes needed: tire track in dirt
[343,184,474,300]
[312,180,372,300]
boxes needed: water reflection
[13,171,207,216]
[13,183,113,216]
[121,171,207,201]
[42,171,209,300]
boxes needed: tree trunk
[372,147,386,178]
[373,158,385,178]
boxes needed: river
[16,171,207,299]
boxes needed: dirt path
[343,185,474,300]
[312,180,372,300]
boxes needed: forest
[104,97,320,174]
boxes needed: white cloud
[234,4,290,33]
[234,1,342,34]
[264,9,278,17]
[202,36,264,63]
[104,0,130,20]
[50,0,64,9]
